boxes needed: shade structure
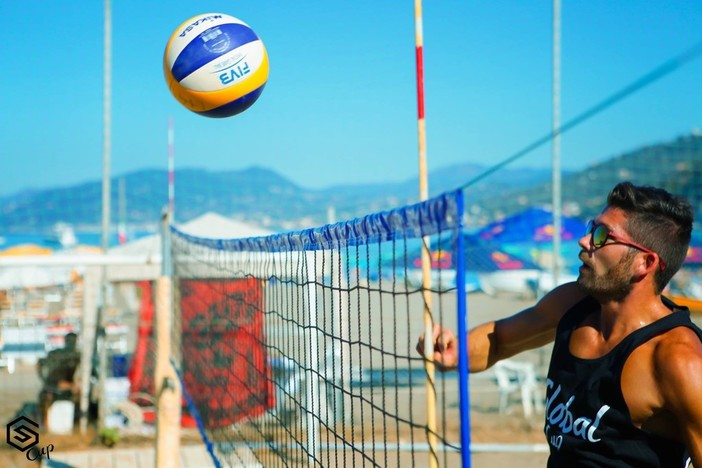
[399,234,540,274]
[0,265,71,289]
[0,244,53,256]
[477,208,587,244]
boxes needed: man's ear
[638,252,658,275]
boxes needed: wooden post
[414,0,439,465]
[155,211,181,466]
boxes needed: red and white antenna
[168,115,175,222]
[414,2,438,468]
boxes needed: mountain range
[1,132,700,234]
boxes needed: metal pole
[118,177,126,244]
[96,0,112,431]
[101,1,112,255]
[552,0,562,287]
[414,1,438,466]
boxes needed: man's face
[578,248,636,302]
[576,207,638,302]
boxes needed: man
[416,182,702,466]
[37,332,81,425]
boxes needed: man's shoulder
[46,348,80,361]
[652,325,702,387]
[648,322,702,426]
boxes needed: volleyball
[163,13,269,118]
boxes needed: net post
[454,190,471,467]
[304,251,320,464]
[155,209,181,467]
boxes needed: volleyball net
[170,190,468,467]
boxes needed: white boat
[46,222,78,249]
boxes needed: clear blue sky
[1,1,701,196]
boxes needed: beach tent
[109,212,273,260]
[477,207,587,244]
[388,235,541,294]
[384,235,539,272]
[460,236,542,296]
[475,207,586,275]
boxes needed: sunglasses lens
[592,225,608,247]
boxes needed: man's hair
[65,332,78,348]
[607,181,694,293]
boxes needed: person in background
[417,182,702,467]
[37,332,81,426]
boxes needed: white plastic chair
[493,359,543,417]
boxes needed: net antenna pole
[168,116,175,223]
[551,0,562,289]
[414,1,439,466]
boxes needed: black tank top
[544,296,702,467]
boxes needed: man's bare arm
[417,282,586,372]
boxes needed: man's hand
[416,324,459,371]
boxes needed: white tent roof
[109,212,274,258]
[179,212,273,239]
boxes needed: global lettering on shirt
[544,378,610,451]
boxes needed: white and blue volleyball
[164,13,269,118]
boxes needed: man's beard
[577,250,636,303]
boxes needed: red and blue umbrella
[477,208,587,244]
[407,237,540,273]
[685,234,702,265]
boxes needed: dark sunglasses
[586,220,666,271]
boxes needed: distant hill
[0,161,553,233]
[469,133,702,225]
[1,133,700,234]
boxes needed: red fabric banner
[179,278,274,428]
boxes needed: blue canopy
[477,208,587,244]
[393,234,540,273]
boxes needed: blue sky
[1,1,701,196]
